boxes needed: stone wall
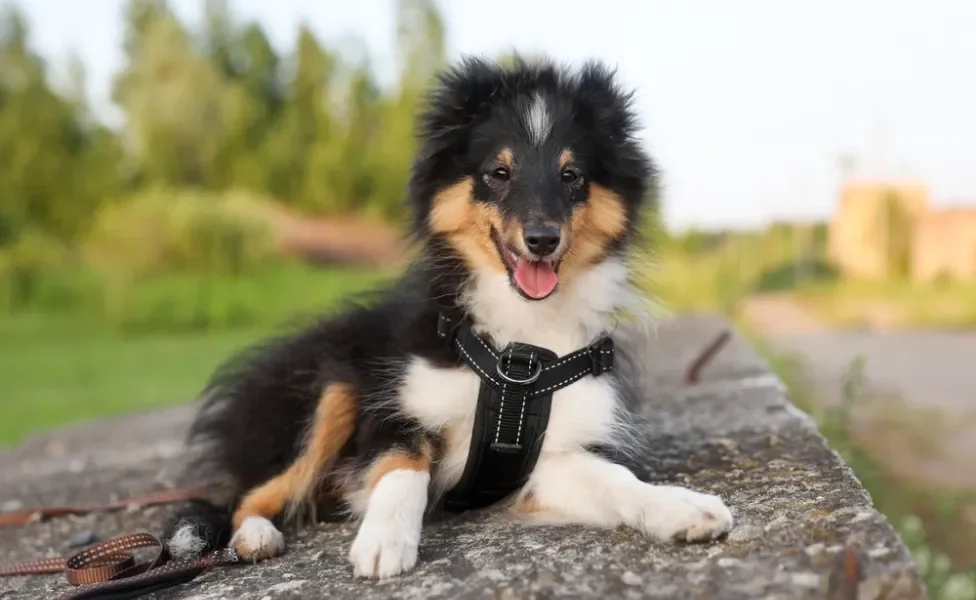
[0,315,926,599]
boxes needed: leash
[0,485,209,528]
[0,531,239,600]
[0,486,241,599]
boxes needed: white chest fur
[399,259,630,495]
[400,357,618,494]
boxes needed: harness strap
[437,312,615,511]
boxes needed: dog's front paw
[230,516,286,562]
[349,521,420,579]
[637,485,734,542]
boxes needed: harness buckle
[437,313,457,342]
[495,347,543,385]
[588,337,615,376]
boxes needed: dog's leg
[348,442,433,579]
[230,383,357,561]
[520,450,733,542]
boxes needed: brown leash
[0,485,208,528]
[0,531,238,599]
[0,486,239,599]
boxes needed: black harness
[436,312,615,511]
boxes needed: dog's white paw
[636,485,734,542]
[230,516,286,562]
[349,521,420,579]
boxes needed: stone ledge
[0,315,926,600]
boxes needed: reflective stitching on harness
[532,369,590,396]
[515,391,527,445]
[515,353,534,443]
[474,329,499,358]
[541,345,613,372]
[494,381,507,444]
[455,337,500,386]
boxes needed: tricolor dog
[164,55,734,579]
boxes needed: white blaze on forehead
[524,93,552,146]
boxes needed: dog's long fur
[164,56,733,578]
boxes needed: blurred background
[0,0,974,596]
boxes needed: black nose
[523,226,561,256]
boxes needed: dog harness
[436,312,615,511]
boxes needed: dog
[163,55,734,579]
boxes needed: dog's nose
[523,226,561,256]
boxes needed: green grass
[0,264,387,445]
[0,317,263,444]
[793,279,976,330]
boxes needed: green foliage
[0,228,68,310]
[84,189,278,277]
[98,264,387,334]
[1,0,447,252]
[0,5,124,244]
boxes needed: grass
[792,278,976,330]
[0,264,387,445]
[0,316,263,444]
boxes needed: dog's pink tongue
[513,258,558,299]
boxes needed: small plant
[750,340,976,598]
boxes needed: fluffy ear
[415,56,499,158]
[408,56,504,236]
[573,61,655,204]
[574,60,641,141]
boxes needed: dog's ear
[574,61,656,215]
[574,61,641,142]
[416,56,499,157]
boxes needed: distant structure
[911,207,976,283]
[828,181,976,282]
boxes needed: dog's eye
[561,169,581,184]
[491,167,511,182]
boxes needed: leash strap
[436,312,614,510]
[0,531,238,600]
[0,486,209,528]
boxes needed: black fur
[164,55,657,556]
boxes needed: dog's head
[409,56,655,302]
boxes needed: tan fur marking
[558,149,575,170]
[561,183,628,279]
[429,178,507,273]
[497,147,514,169]
[363,442,434,495]
[232,383,358,529]
[511,491,550,517]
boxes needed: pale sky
[16,0,976,230]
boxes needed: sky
[16,0,976,230]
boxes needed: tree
[113,0,228,188]
[0,5,122,244]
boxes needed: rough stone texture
[0,315,926,599]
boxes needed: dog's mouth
[491,229,561,301]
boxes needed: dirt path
[741,294,976,492]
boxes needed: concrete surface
[0,315,926,599]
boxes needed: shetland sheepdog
[164,55,733,579]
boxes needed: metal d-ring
[496,350,542,385]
